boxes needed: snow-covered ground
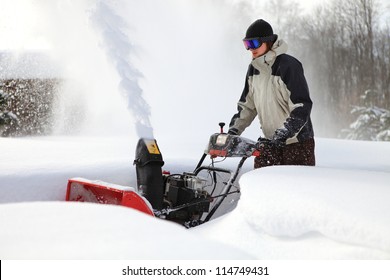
[1,136,389,259]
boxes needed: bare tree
[289,0,388,137]
[264,0,303,41]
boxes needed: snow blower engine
[132,122,260,227]
[66,123,260,228]
[133,138,211,226]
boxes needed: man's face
[250,43,268,59]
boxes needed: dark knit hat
[244,19,277,42]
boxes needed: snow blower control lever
[219,122,225,133]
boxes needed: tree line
[265,0,390,139]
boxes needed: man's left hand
[271,128,289,148]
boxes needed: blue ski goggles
[243,35,276,50]
[243,38,263,50]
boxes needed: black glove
[270,128,289,148]
[256,137,272,150]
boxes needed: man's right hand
[256,137,272,150]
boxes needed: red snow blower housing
[66,123,260,228]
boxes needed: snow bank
[195,162,390,259]
[244,167,390,254]
[1,136,390,259]
[0,137,137,203]
[316,138,390,172]
[0,201,252,259]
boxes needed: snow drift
[0,136,390,259]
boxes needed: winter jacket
[228,39,314,145]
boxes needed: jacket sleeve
[274,57,313,142]
[228,66,257,135]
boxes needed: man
[228,19,315,168]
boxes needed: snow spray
[1,0,251,139]
[1,0,155,137]
[91,1,154,139]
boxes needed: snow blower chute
[66,123,260,227]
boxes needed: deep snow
[0,136,390,259]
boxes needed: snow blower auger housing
[66,123,260,228]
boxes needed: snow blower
[66,123,260,228]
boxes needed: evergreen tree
[342,90,390,141]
